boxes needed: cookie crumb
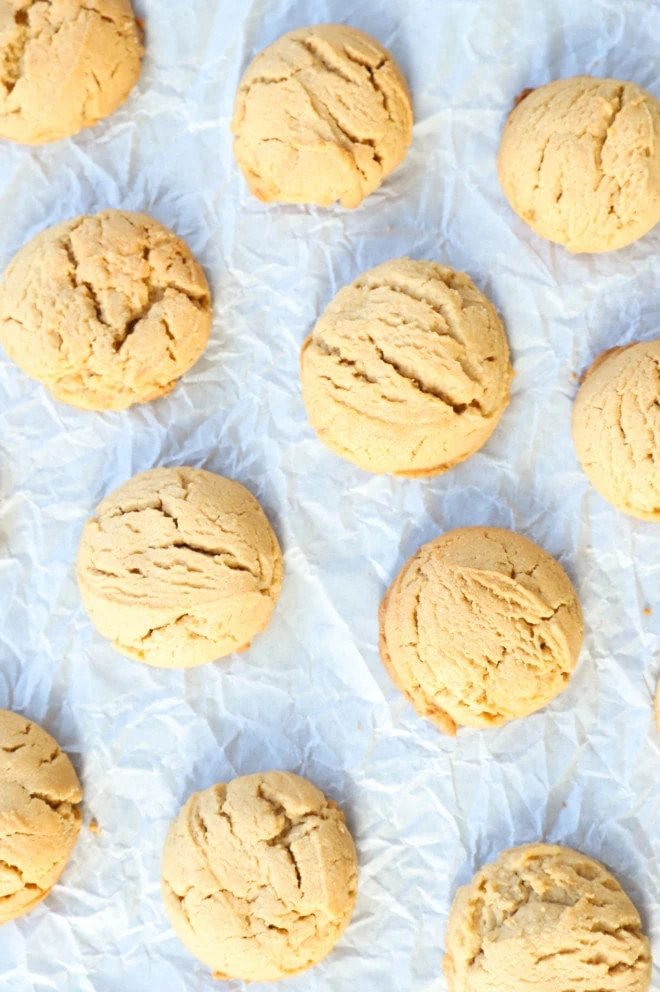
[644,606,652,616]
[89,819,101,835]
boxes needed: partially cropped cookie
[444,844,651,992]
[572,340,660,520]
[232,24,413,208]
[161,771,358,982]
[0,709,82,924]
[0,0,143,145]
[0,210,212,411]
[498,77,660,253]
[379,527,583,733]
[301,258,512,476]
[77,467,282,668]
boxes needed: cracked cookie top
[0,708,82,924]
[300,258,512,476]
[231,23,413,208]
[161,771,358,982]
[379,527,583,733]
[0,209,212,411]
[76,467,283,669]
[572,340,660,520]
[0,0,143,145]
[498,76,660,253]
[443,843,651,992]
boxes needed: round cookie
[300,258,512,476]
[379,527,583,733]
[443,843,651,992]
[0,210,212,411]
[0,0,143,145]
[0,709,82,924]
[77,467,283,669]
[498,77,660,253]
[572,340,660,520]
[231,24,413,208]
[161,771,358,982]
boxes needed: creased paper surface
[0,0,659,989]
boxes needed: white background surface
[0,0,659,989]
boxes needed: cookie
[0,709,82,924]
[572,340,660,520]
[161,771,358,982]
[300,258,512,476]
[379,527,583,733]
[0,209,212,411]
[232,24,413,208]
[76,467,283,668]
[444,843,651,992]
[498,77,660,253]
[0,0,143,145]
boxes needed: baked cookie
[77,467,283,668]
[444,843,651,992]
[300,258,512,476]
[379,527,583,733]
[0,209,212,411]
[498,77,660,253]
[232,24,413,208]
[572,340,660,520]
[0,0,143,145]
[161,771,358,982]
[0,709,82,924]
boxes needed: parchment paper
[0,0,659,989]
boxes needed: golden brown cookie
[572,340,660,520]
[0,0,143,145]
[300,258,512,476]
[161,771,358,982]
[0,709,82,923]
[232,24,413,208]
[444,844,651,992]
[77,467,283,669]
[379,527,583,733]
[0,210,212,411]
[498,77,660,253]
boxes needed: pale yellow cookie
[498,77,660,253]
[77,467,283,669]
[444,843,651,992]
[300,258,512,476]
[161,771,358,982]
[0,0,143,145]
[232,24,413,208]
[379,527,583,733]
[572,340,660,520]
[0,709,82,924]
[0,209,212,411]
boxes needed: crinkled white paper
[1,0,659,989]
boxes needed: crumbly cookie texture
[77,467,283,669]
[0,209,212,411]
[379,527,583,734]
[0,709,82,924]
[498,76,660,253]
[0,0,143,145]
[231,23,413,208]
[572,340,660,520]
[161,771,358,982]
[300,258,512,476]
[443,843,651,992]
